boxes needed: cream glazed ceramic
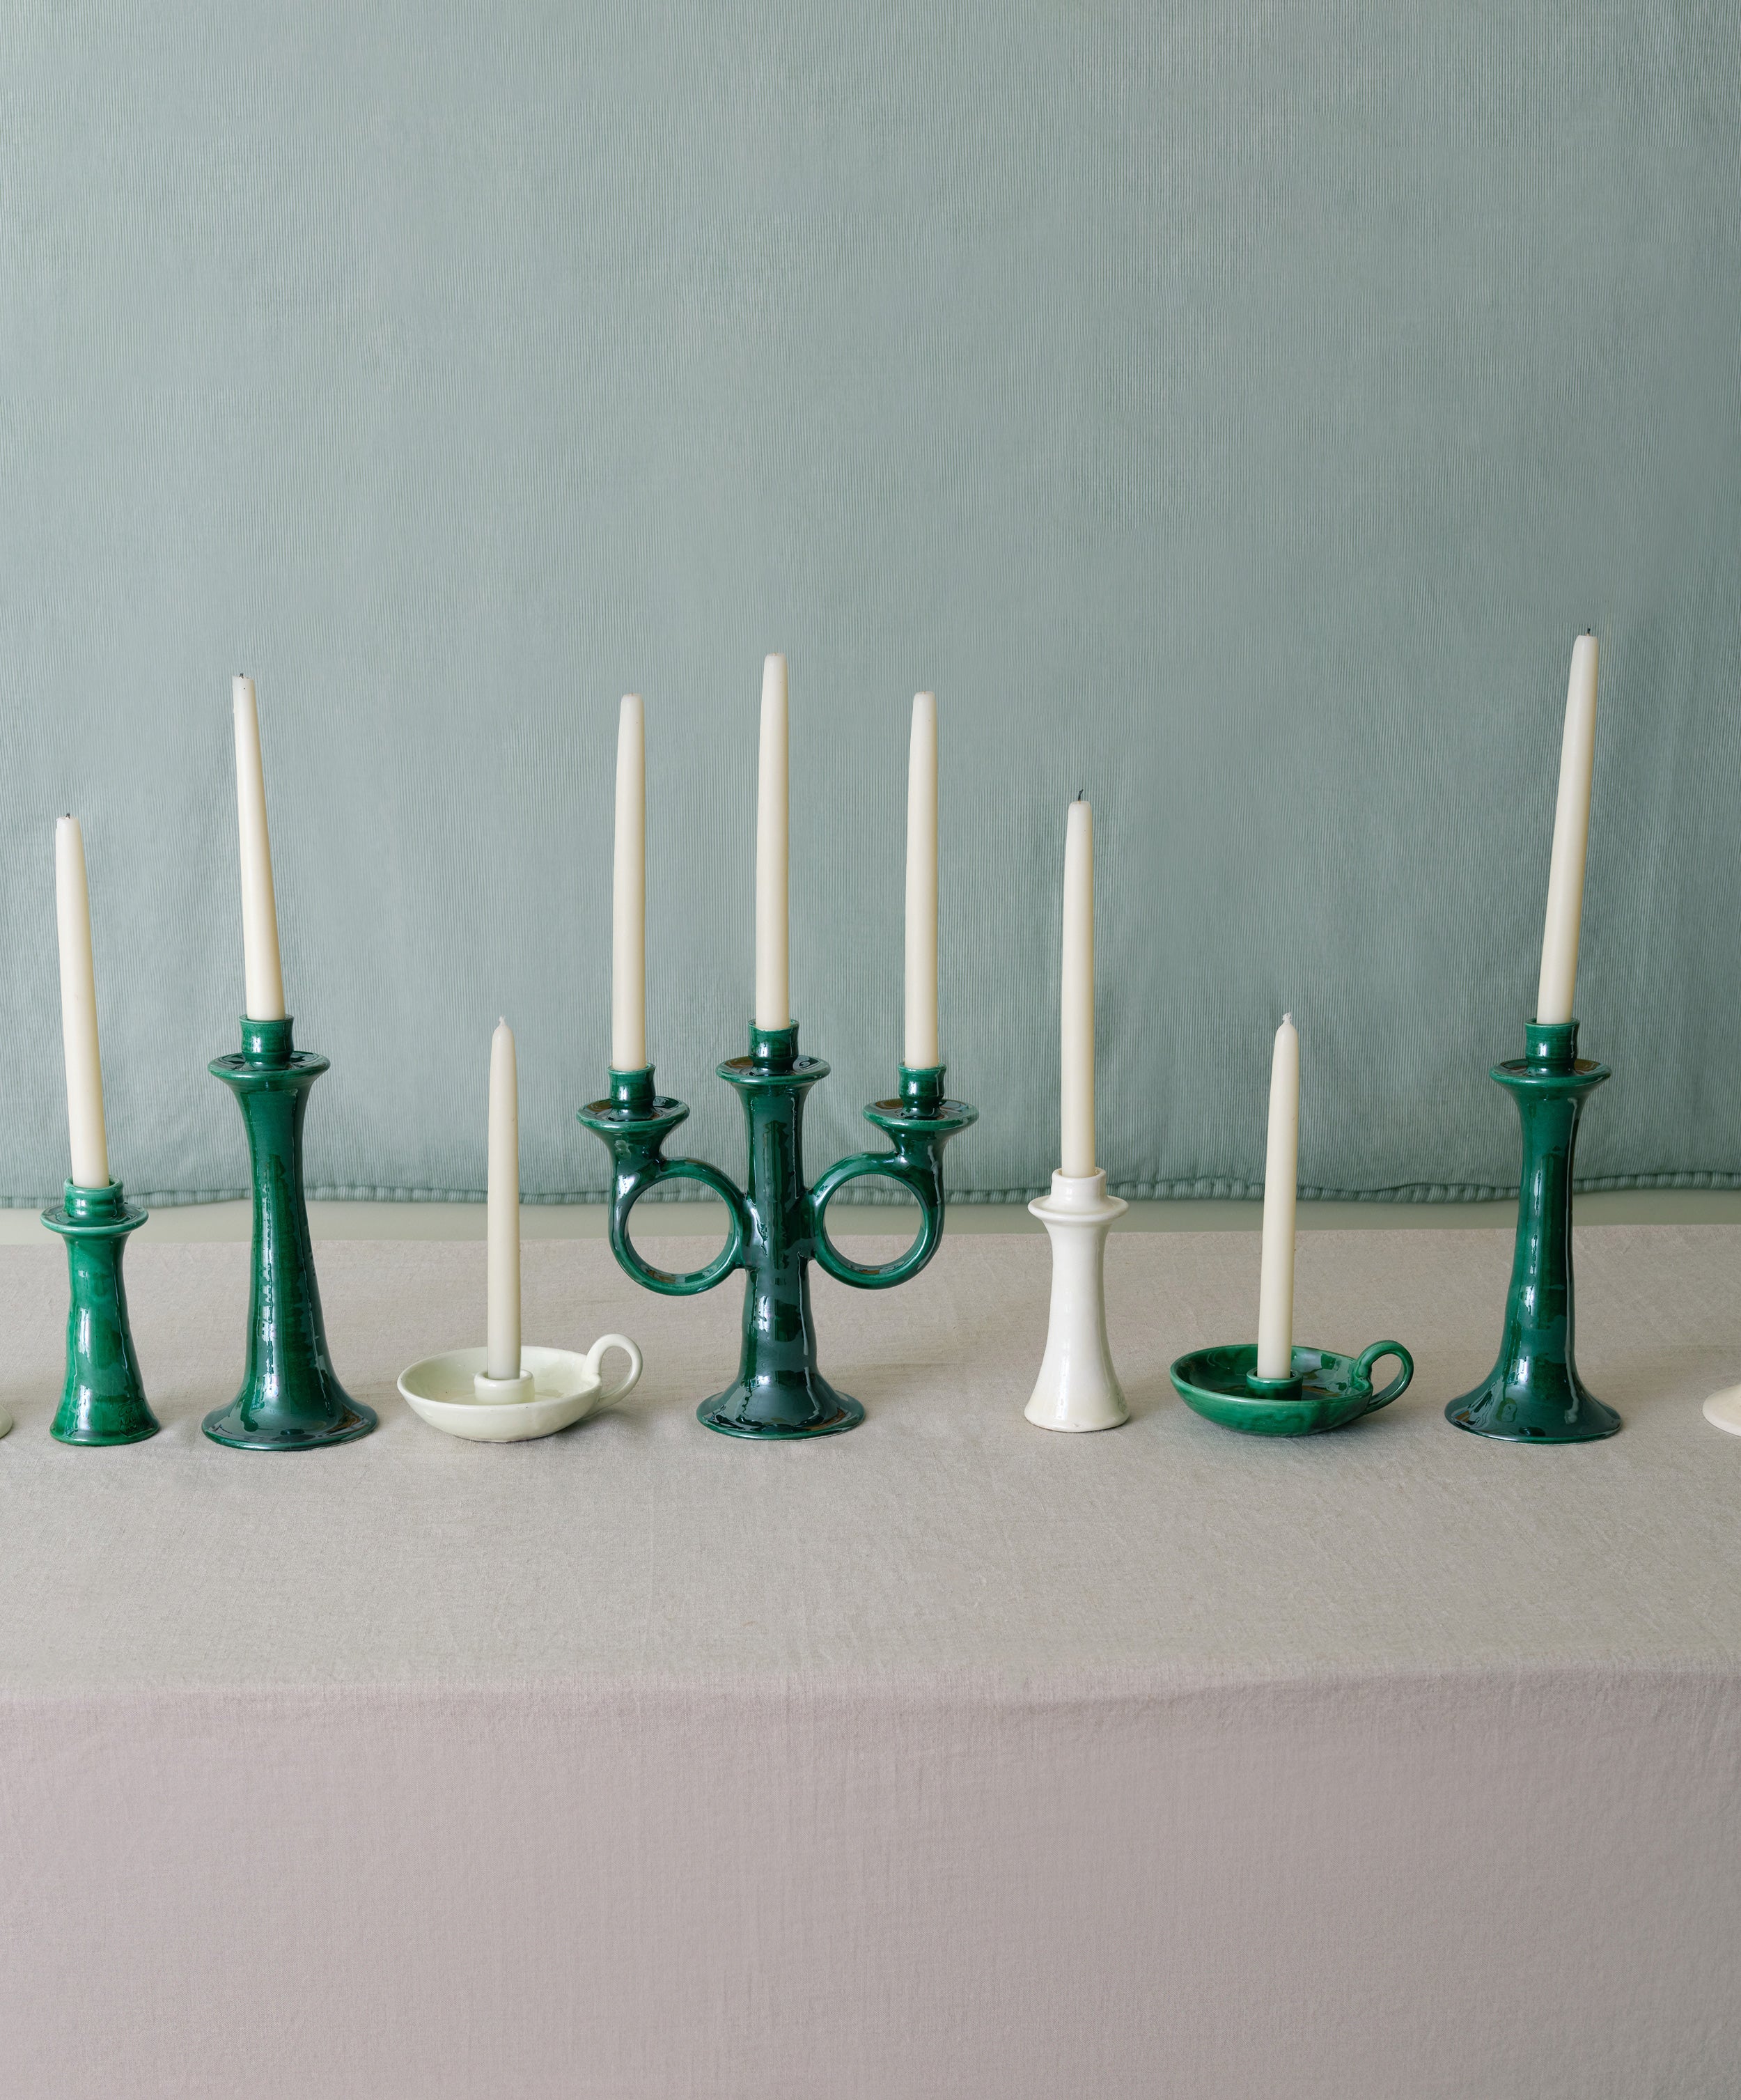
[398,1335,642,1442]
[1703,1384,1741,1436]
[1024,1169,1128,1432]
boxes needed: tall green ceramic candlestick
[203,1016,375,1451]
[579,1022,976,1438]
[1446,1018,1619,1442]
[42,1179,158,1445]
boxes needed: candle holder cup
[203,1016,375,1450]
[579,1022,976,1437]
[42,1179,158,1445]
[1446,1018,1618,1442]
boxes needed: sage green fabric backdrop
[3,2,1738,1207]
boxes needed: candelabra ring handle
[809,1156,942,1291]
[610,1161,749,1297]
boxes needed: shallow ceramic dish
[1169,1339,1413,1437]
[398,1337,642,1442]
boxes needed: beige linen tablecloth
[1,1225,1738,2099]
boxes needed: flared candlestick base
[1024,1169,1129,1432]
[698,1367,865,1440]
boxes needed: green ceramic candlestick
[1446,1018,1619,1442]
[42,1179,158,1445]
[203,1016,375,1451]
[579,1022,976,1438]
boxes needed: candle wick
[1283,1011,1293,1025]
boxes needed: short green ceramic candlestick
[579,1022,976,1438]
[1446,1018,1619,1442]
[41,1179,158,1445]
[203,1016,375,1451]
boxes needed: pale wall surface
[3,3,1738,1208]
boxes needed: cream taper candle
[1060,797,1095,1177]
[756,653,790,1029]
[613,694,646,1071]
[1536,633,1598,1027]
[1256,1014,1300,1380]
[485,1018,521,1380]
[54,816,111,1189]
[904,692,939,1068]
[232,674,286,1021]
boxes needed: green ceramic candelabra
[42,1179,159,1445]
[579,1022,976,1437]
[203,1016,375,1450]
[1446,1018,1620,1442]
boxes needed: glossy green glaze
[1446,1018,1619,1442]
[203,1016,376,1451]
[41,1179,158,1445]
[579,1024,976,1438]
[1170,1339,1414,1436]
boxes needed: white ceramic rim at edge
[1702,1386,1741,1436]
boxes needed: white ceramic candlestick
[232,674,287,1022]
[1025,1170,1128,1431]
[1027,797,1125,1431]
[756,653,790,1029]
[612,694,647,1071]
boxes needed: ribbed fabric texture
[2,3,1738,1207]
